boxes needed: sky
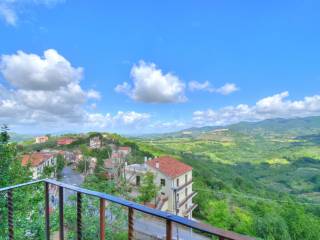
[0,0,320,134]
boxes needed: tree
[56,154,65,178]
[138,172,159,204]
[0,124,10,143]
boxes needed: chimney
[155,160,159,169]
[125,161,128,167]
[144,156,148,162]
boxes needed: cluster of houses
[25,135,196,219]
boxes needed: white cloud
[188,81,238,95]
[115,60,187,103]
[0,0,64,26]
[86,111,150,129]
[0,49,152,133]
[216,83,239,95]
[1,49,83,90]
[87,89,101,100]
[0,49,96,126]
[0,3,17,25]
[193,92,320,126]
[188,80,211,91]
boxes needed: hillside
[133,116,320,239]
[145,116,320,139]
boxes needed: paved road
[134,216,210,240]
[60,166,84,201]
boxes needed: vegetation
[133,117,320,239]
[138,171,158,204]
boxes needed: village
[21,134,198,232]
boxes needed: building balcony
[178,191,198,208]
[0,179,255,240]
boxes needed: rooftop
[21,152,53,167]
[147,156,192,178]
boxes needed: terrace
[0,179,255,240]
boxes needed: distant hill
[9,132,34,142]
[142,116,320,139]
[228,116,320,136]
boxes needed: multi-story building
[35,136,49,144]
[21,152,56,179]
[57,138,75,146]
[118,146,131,157]
[89,136,102,149]
[125,156,197,219]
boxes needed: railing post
[99,198,105,240]
[59,186,64,240]
[128,207,134,240]
[166,219,172,240]
[7,190,13,240]
[44,182,50,240]
[77,192,82,240]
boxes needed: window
[185,203,188,210]
[176,178,179,187]
[185,187,188,197]
[160,178,166,187]
[136,176,141,186]
[185,174,188,183]
[176,193,179,201]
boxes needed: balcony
[0,179,255,240]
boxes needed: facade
[118,146,131,157]
[125,156,197,219]
[21,152,57,179]
[89,136,102,149]
[57,138,75,146]
[35,136,49,144]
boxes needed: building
[125,156,197,219]
[89,136,102,149]
[118,146,131,157]
[21,152,56,179]
[57,138,75,146]
[35,136,49,144]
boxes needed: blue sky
[0,0,320,134]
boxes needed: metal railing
[0,179,256,240]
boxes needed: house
[89,136,102,149]
[21,152,56,179]
[57,138,75,146]
[125,156,197,219]
[35,136,49,144]
[118,146,131,157]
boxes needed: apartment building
[21,152,56,179]
[89,136,102,149]
[35,136,49,144]
[125,156,197,219]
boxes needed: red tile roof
[147,156,192,178]
[119,146,131,151]
[22,152,53,167]
[57,138,75,145]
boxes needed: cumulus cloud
[0,49,152,133]
[188,81,238,95]
[0,0,64,26]
[1,49,83,90]
[193,92,320,126]
[0,49,96,125]
[115,61,187,103]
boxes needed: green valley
[132,117,320,239]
